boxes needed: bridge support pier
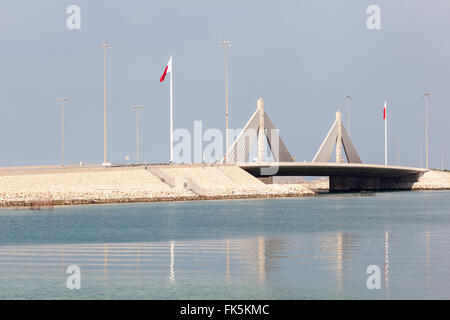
[329,173,423,191]
[379,173,423,190]
[329,176,380,192]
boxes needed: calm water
[0,191,449,299]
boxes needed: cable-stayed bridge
[226,97,426,191]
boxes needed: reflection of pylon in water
[312,110,362,163]
[226,97,294,163]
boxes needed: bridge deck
[237,162,427,178]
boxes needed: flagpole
[385,100,387,166]
[169,54,173,164]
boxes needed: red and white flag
[159,54,174,163]
[160,56,172,82]
[383,100,387,120]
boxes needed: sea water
[0,191,449,299]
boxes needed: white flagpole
[384,100,387,166]
[169,54,173,163]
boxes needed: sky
[0,0,449,168]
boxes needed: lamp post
[345,95,352,136]
[423,93,430,169]
[101,42,111,165]
[57,97,71,167]
[220,40,231,162]
[441,144,446,170]
[418,138,423,168]
[130,105,144,164]
[394,136,400,166]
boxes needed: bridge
[227,97,426,191]
[238,162,426,191]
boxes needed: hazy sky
[0,0,449,168]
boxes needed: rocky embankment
[411,170,450,190]
[0,164,315,208]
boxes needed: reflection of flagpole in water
[62,247,65,270]
[137,246,141,277]
[258,237,266,283]
[336,233,343,292]
[104,243,109,282]
[425,231,430,289]
[226,240,230,279]
[384,231,389,294]
[170,241,175,282]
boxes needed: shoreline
[0,192,315,210]
[0,164,316,209]
[1,164,449,210]
[3,183,449,210]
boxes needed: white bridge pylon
[226,97,294,163]
[312,110,362,163]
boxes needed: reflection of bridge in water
[227,97,426,191]
[1,230,442,298]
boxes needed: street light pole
[418,138,423,168]
[101,42,111,165]
[57,97,71,167]
[346,95,352,136]
[130,105,144,164]
[424,93,430,169]
[394,136,400,166]
[221,40,231,162]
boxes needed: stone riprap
[411,170,450,190]
[0,164,315,208]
